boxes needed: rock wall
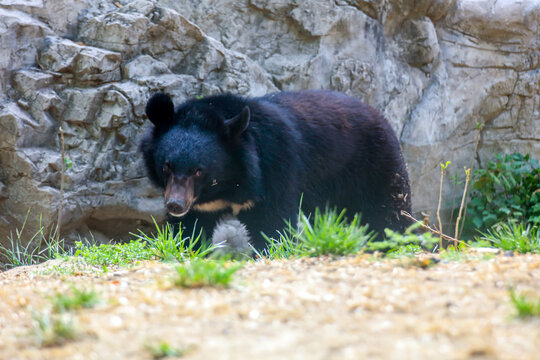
[0,0,538,245]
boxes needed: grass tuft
[173,259,243,288]
[261,207,374,259]
[477,223,539,254]
[298,208,374,257]
[509,289,540,318]
[439,246,470,261]
[73,219,217,268]
[0,210,68,269]
[133,218,216,262]
[387,244,423,258]
[261,220,304,259]
[51,286,100,313]
[146,341,189,358]
[31,311,79,347]
[365,222,439,256]
[73,239,153,267]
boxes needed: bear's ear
[224,106,250,138]
[145,92,175,130]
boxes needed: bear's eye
[193,168,204,178]
[163,161,171,175]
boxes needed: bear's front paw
[211,215,252,257]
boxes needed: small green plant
[64,155,73,170]
[298,208,374,257]
[51,286,100,313]
[387,244,423,258]
[173,259,242,288]
[38,257,92,276]
[260,220,304,259]
[262,208,374,259]
[476,222,539,254]
[40,264,77,276]
[365,222,439,256]
[0,210,67,269]
[509,289,540,318]
[133,218,215,262]
[467,153,539,232]
[438,244,471,261]
[31,311,79,347]
[73,239,153,267]
[146,341,188,358]
[71,219,218,268]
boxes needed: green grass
[509,289,540,318]
[0,210,68,269]
[2,214,217,270]
[146,341,188,358]
[133,218,215,262]
[476,222,539,254]
[40,263,77,276]
[298,208,374,256]
[6,206,536,274]
[73,239,153,267]
[261,208,375,259]
[73,219,217,268]
[387,244,423,258]
[31,311,79,347]
[38,257,91,276]
[173,259,243,288]
[439,246,471,261]
[260,220,305,259]
[366,223,439,256]
[51,286,100,313]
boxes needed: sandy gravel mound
[1,254,539,359]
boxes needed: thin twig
[454,168,471,248]
[400,211,471,247]
[35,54,43,70]
[459,124,483,238]
[437,164,447,250]
[57,127,65,240]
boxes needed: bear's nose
[166,199,187,216]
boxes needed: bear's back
[253,90,401,183]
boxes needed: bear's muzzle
[164,174,195,217]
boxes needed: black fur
[140,90,412,250]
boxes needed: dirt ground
[0,253,539,360]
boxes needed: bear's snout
[164,174,195,217]
[166,198,188,217]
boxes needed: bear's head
[141,92,253,217]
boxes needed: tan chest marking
[194,200,254,216]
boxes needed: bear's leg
[238,204,299,252]
[168,212,220,249]
[360,181,412,238]
[386,169,412,233]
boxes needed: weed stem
[454,168,471,248]
[400,211,470,247]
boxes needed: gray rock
[0,181,7,200]
[39,37,122,85]
[12,69,54,97]
[0,8,52,100]
[397,17,441,72]
[0,0,93,34]
[62,87,106,125]
[122,55,171,79]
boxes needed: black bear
[140,90,411,251]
